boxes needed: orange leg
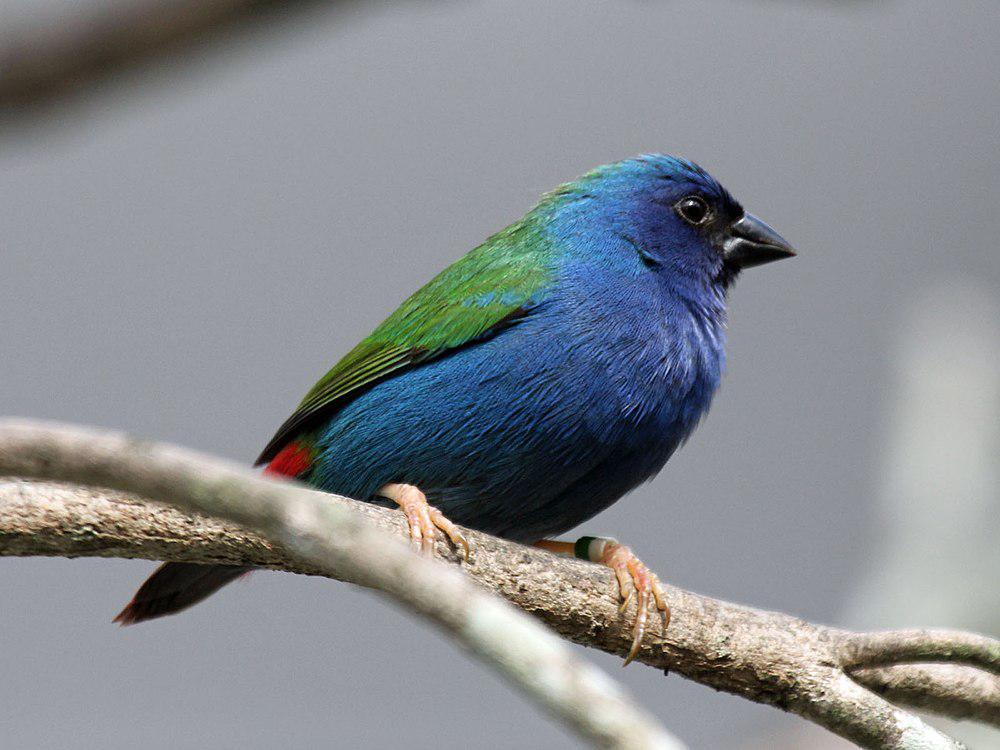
[535,537,669,666]
[378,483,470,560]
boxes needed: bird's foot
[535,537,669,666]
[378,483,470,560]
[596,539,670,665]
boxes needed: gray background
[1,1,998,748]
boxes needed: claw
[378,483,470,561]
[618,588,634,615]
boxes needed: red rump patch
[264,441,313,478]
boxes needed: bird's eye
[675,196,711,226]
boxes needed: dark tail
[113,563,252,625]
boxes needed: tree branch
[1,421,997,749]
[0,0,333,111]
[0,422,683,750]
[850,664,1000,726]
[840,631,999,676]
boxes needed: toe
[610,560,633,610]
[428,507,471,560]
[651,575,671,629]
[416,503,436,556]
[403,506,423,549]
[624,559,652,666]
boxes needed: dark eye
[675,196,711,226]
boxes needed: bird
[115,154,795,664]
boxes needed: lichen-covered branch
[0,421,683,750]
[1,421,997,750]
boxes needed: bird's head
[544,154,796,289]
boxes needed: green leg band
[574,536,599,561]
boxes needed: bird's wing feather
[255,222,553,466]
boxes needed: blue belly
[307,292,722,542]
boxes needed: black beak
[723,213,797,269]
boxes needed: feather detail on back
[255,217,555,466]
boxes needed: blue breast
[309,236,726,542]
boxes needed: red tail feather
[263,440,313,478]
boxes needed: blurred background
[1,1,998,748]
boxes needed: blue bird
[116,155,795,662]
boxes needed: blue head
[542,154,795,294]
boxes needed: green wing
[255,220,554,465]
